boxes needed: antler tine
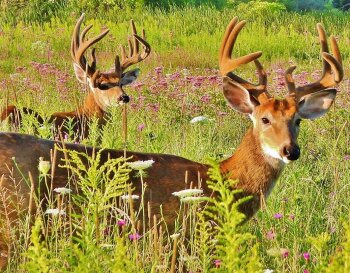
[71,13,85,61]
[290,23,343,101]
[71,13,109,77]
[219,17,239,65]
[114,20,151,77]
[134,34,151,59]
[220,17,268,99]
[130,20,139,55]
[285,66,297,97]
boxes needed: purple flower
[303,270,310,273]
[213,259,221,268]
[200,94,211,103]
[303,252,310,261]
[266,230,276,240]
[281,248,289,258]
[129,233,141,241]
[344,155,349,160]
[274,213,283,219]
[117,219,126,227]
[154,67,163,74]
[137,124,145,131]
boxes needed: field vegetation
[0,1,350,272]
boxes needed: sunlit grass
[0,7,350,273]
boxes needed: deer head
[220,18,343,164]
[71,14,151,111]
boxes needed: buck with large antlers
[0,18,343,269]
[1,14,151,138]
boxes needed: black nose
[120,94,130,103]
[282,145,300,161]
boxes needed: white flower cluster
[54,187,72,195]
[45,208,66,216]
[172,189,204,203]
[127,160,155,170]
[121,195,140,200]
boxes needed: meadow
[0,6,350,273]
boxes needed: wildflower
[281,248,289,258]
[182,69,190,76]
[200,94,212,103]
[129,233,141,241]
[154,67,163,74]
[127,160,154,170]
[100,244,114,249]
[344,155,349,160]
[267,247,289,258]
[117,219,126,227]
[121,194,139,200]
[303,252,310,261]
[137,123,145,131]
[172,189,203,198]
[303,270,310,273]
[274,213,283,219]
[214,259,221,268]
[263,270,274,273]
[38,157,51,175]
[45,208,65,216]
[180,196,205,203]
[266,230,276,240]
[190,116,207,123]
[170,233,180,240]
[289,214,295,221]
[53,187,72,195]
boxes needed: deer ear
[73,63,87,84]
[120,69,140,86]
[223,77,258,114]
[297,89,336,119]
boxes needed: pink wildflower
[303,252,310,261]
[274,213,283,219]
[129,233,141,241]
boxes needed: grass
[0,6,350,272]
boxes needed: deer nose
[282,144,300,161]
[119,94,130,103]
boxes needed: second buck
[1,14,151,138]
[0,17,343,270]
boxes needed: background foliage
[1,0,349,25]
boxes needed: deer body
[1,92,105,137]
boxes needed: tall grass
[0,7,350,272]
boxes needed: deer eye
[296,119,302,126]
[98,83,110,90]
[261,117,270,125]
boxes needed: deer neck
[77,92,105,119]
[220,127,284,199]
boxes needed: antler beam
[219,17,268,100]
[285,23,343,101]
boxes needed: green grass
[0,6,350,272]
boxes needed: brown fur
[1,92,106,138]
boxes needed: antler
[285,23,343,101]
[71,13,109,85]
[114,20,151,78]
[219,17,268,100]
